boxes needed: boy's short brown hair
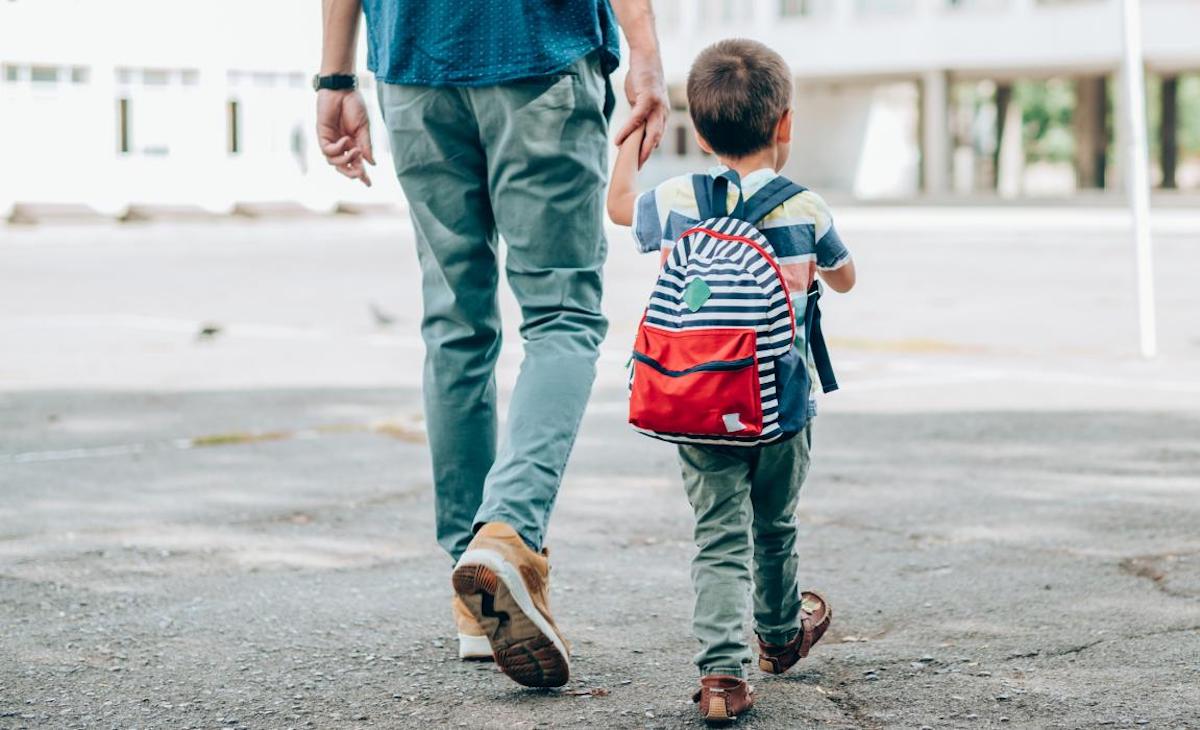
[686,39,792,158]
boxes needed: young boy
[607,39,856,722]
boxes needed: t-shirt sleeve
[810,193,851,271]
[631,187,664,253]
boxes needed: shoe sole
[704,695,733,724]
[452,548,570,688]
[457,633,493,661]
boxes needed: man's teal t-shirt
[361,0,620,86]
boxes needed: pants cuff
[700,666,745,678]
[470,515,540,553]
[757,627,800,647]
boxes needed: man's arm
[607,126,645,226]
[609,0,668,168]
[317,0,374,186]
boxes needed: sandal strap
[799,613,816,658]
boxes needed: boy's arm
[607,126,646,226]
[809,193,856,293]
[818,260,856,293]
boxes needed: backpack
[628,171,837,447]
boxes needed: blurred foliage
[1013,73,1200,164]
[1015,78,1075,163]
[1179,75,1200,154]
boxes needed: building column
[920,70,951,195]
[1074,76,1108,189]
[992,83,1012,190]
[1160,75,1179,189]
[996,87,1025,199]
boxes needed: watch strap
[313,74,357,92]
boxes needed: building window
[30,65,58,84]
[667,84,689,112]
[3,64,19,82]
[142,69,170,86]
[181,69,200,86]
[856,0,915,13]
[227,100,241,155]
[780,0,813,17]
[675,125,689,157]
[70,66,89,84]
[118,98,131,154]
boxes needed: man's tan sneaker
[451,522,570,687]
[452,595,493,660]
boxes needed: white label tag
[722,413,746,433]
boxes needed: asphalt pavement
[1,214,1198,729]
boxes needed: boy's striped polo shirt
[632,166,852,299]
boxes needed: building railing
[654,0,1115,32]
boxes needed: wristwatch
[312,74,357,92]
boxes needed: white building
[0,0,399,218]
[2,0,1198,217]
[647,0,1200,197]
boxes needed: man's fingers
[343,160,372,187]
[638,109,667,168]
[333,154,372,187]
[320,135,352,160]
[353,126,376,166]
[327,147,362,167]
[614,97,651,146]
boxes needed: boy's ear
[776,108,793,145]
[693,130,714,155]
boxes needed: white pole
[1119,0,1157,358]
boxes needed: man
[317,0,667,688]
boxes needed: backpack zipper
[631,352,754,378]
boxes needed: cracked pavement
[2,217,1199,729]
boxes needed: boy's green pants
[377,53,609,561]
[678,427,813,676]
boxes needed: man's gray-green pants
[377,53,609,561]
[678,426,813,677]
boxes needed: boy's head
[686,39,793,166]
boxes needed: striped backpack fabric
[628,171,837,446]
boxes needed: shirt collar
[707,164,779,198]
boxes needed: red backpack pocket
[629,325,763,437]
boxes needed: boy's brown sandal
[757,590,832,674]
[692,675,755,724]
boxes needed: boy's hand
[317,89,376,187]
[615,49,668,169]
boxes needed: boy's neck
[718,148,779,181]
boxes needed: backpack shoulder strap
[743,176,807,226]
[691,170,745,221]
[803,282,839,393]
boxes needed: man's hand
[317,89,375,187]
[610,0,668,168]
[614,50,669,169]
